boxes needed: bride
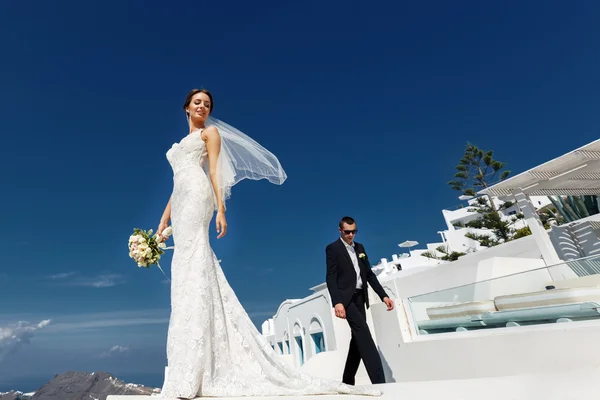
[156,89,382,398]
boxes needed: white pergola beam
[577,150,600,160]
[519,188,600,196]
[475,140,600,270]
[481,150,600,197]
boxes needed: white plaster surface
[107,367,600,400]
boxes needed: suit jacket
[325,238,388,309]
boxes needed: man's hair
[339,216,356,228]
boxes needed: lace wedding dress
[159,128,382,398]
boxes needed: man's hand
[383,297,394,311]
[334,303,346,319]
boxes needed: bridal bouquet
[128,227,173,279]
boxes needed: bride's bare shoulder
[201,125,220,142]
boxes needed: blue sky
[2,0,600,391]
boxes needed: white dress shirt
[340,238,363,289]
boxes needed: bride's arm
[157,195,172,239]
[160,196,172,224]
[203,126,227,238]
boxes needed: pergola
[477,139,600,268]
[479,139,600,198]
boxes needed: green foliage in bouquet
[128,227,170,268]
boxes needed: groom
[325,216,394,386]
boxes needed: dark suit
[325,238,388,385]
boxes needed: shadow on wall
[380,348,396,383]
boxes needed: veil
[193,116,287,210]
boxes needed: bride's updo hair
[183,88,214,115]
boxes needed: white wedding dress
[159,128,382,398]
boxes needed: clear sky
[2,0,600,391]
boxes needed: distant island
[0,371,156,400]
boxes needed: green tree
[446,143,531,250]
[447,142,511,210]
[420,246,466,262]
[466,197,519,242]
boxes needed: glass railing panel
[407,255,600,335]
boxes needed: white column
[437,230,446,244]
[442,210,456,231]
[515,192,562,267]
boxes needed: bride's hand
[157,220,169,242]
[216,211,227,239]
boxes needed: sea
[0,372,164,393]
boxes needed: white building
[260,139,600,386]
[437,194,554,256]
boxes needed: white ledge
[107,367,600,400]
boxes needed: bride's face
[187,92,212,123]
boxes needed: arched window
[309,317,326,354]
[293,322,304,366]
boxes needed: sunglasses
[343,229,358,235]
